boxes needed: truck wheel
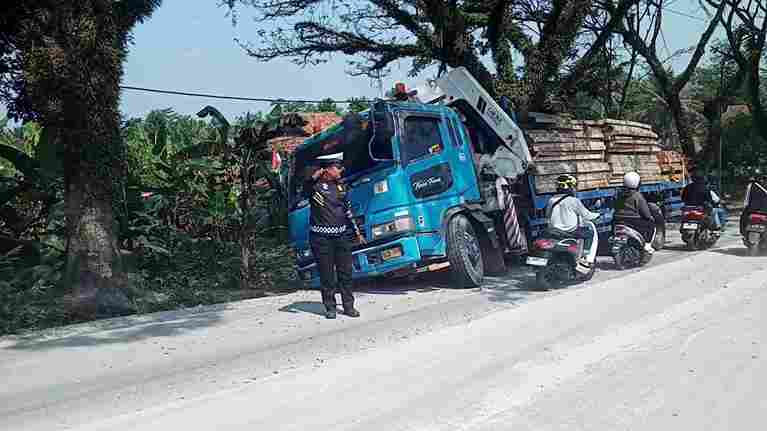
[446,214,484,288]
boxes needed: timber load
[523,117,687,194]
[525,120,610,193]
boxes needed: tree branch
[561,0,634,95]
[673,0,726,92]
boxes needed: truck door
[399,110,480,209]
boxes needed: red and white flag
[271,150,282,172]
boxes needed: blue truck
[288,67,686,288]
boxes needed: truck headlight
[371,216,413,240]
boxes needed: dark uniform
[682,175,724,229]
[304,159,362,319]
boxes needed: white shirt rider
[546,194,600,232]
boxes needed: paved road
[2,219,764,430]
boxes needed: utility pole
[718,56,725,194]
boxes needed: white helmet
[623,171,641,189]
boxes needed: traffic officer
[305,153,364,319]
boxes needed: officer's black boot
[342,304,360,318]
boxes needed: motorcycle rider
[545,174,601,267]
[740,169,767,235]
[682,170,724,230]
[614,171,656,254]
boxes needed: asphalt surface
[1,216,764,430]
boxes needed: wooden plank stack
[524,117,685,193]
[607,154,663,185]
[656,150,687,181]
[602,120,661,152]
[527,120,611,193]
[601,119,664,185]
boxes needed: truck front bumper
[296,234,448,289]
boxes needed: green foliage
[0,245,67,335]
[316,98,341,114]
[346,97,370,114]
[699,113,767,180]
[1,95,338,334]
[125,232,296,315]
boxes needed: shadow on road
[711,246,752,257]
[355,273,446,294]
[663,243,694,252]
[278,301,328,316]
[5,307,225,351]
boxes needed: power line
[120,85,365,104]
[662,6,708,23]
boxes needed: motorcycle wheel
[534,258,571,290]
[748,242,760,257]
[640,250,652,266]
[579,264,596,282]
[534,269,555,290]
[614,244,642,269]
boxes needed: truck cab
[289,68,533,288]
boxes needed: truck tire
[446,214,484,288]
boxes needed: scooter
[680,206,721,250]
[743,211,767,256]
[609,223,655,269]
[526,220,599,290]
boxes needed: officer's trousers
[309,232,354,311]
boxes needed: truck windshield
[289,112,393,209]
[401,116,445,165]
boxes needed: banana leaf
[0,144,39,178]
[35,127,64,181]
[0,185,24,207]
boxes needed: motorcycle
[526,220,599,290]
[609,223,655,269]
[743,211,767,256]
[680,205,721,250]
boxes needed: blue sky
[120,1,425,121]
[120,0,716,121]
[3,1,719,122]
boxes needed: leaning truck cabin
[288,93,513,288]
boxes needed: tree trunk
[667,95,696,157]
[239,231,251,291]
[239,164,251,290]
[747,58,767,141]
[516,48,547,123]
[63,144,129,318]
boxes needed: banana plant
[196,105,290,289]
